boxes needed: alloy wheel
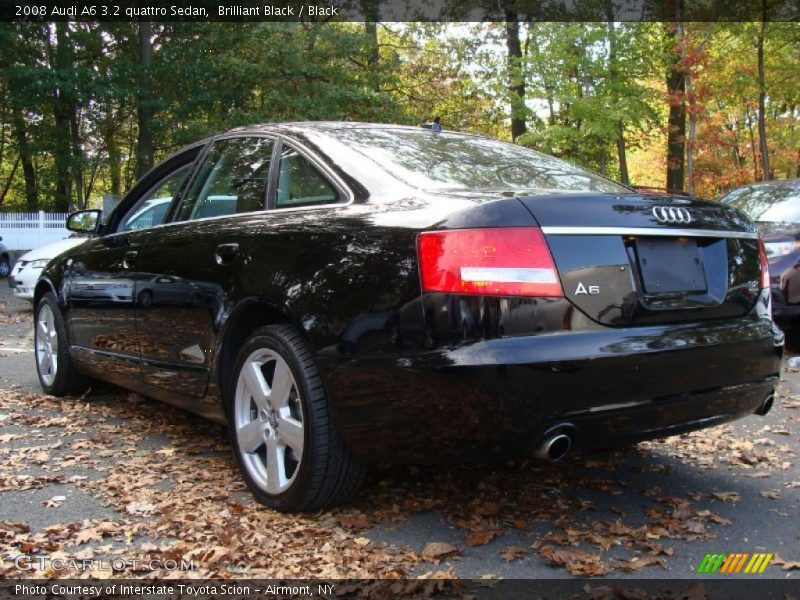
[233,348,305,495]
[36,303,58,386]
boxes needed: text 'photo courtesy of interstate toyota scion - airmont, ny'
[33,122,783,512]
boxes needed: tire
[137,289,153,308]
[227,324,366,512]
[34,292,90,396]
[0,255,9,278]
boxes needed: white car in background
[9,196,175,302]
[9,236,88,302]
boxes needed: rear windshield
[721,183,800,223]
[321,128,626,194]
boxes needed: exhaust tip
[534,431,573,462]
[756,393,775,416]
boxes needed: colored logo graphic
[696,553,773,574]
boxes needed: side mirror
[66,209,102,234]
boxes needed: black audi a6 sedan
[35,123,782,511]
[720,179,800,331]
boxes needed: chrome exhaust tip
[534,432,573,462]
[755,393,775,416]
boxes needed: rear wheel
[0,255,9,278]
[137,289,153,308]
[35,292,90,396]
[228,325,366,511]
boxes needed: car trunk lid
[518,193,763,326]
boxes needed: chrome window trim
[540,226,758,240]
[98,132,355,239]
[99,200,355,237]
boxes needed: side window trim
[105,146,204,236]
[118,164,192,232]
[170,133,278,223]
[163,141,215,224]
[268,137,349,210]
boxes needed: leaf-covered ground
[1,289,799,582]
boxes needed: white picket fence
[0,211,70,251]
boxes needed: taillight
[758,237,770,289]
[417,227,563,297]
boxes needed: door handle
[214,243,240,265]
[122,250,138,270]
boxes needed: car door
[132,135,276,399]
[65,153,198,372]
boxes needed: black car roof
[221,121,481,139]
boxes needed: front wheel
[0,255,10,278]
[228,325,366,511]
[35,292,90,396]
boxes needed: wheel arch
[214,298,311,407]
[33,277,58,309]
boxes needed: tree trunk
[12,107,37,211]
[665,23,686,194]
[796,147,800,178]
[528,27,555,126]
[757,16,770,180]
[683,36,697,196]
[361,0,379,92]
[51,22,72,212]
[0,156,20,207]
[746,106,760,180]
[505,15,527,142]
[607,19,629,186]
[615,122,629,185]
[136,21,154,179]
[104,106,122,197]
[70,106,84,210]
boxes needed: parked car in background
[719,179,800,330]
[0,236,10,278]
[9,237,87,302]
[34,123,782,512]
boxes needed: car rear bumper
[323,317,784,463]
[770,286,800,322]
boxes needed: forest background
[1,20,798,211]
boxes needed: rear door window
[274,145,338,208]
[177,136,274,221]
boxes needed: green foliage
[0,22,493,210]
[1,21,799,209]
[514,23,661,178]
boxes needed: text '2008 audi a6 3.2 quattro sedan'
[34,123,783,511]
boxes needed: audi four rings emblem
[652,206,692,224]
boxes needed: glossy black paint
[37,123,783,463]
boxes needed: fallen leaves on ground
[1,370,799,581]
[499,546,526,562]
[772,554,800,571]
[538,545,609,576]
[421,542,459,562]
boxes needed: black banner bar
[2,579,800,600]
[1,0,800,22]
